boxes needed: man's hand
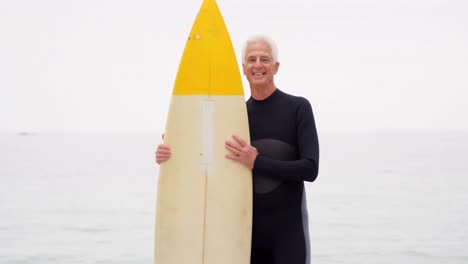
[155,144,171,164]
[225,134,258,170]
[155,134,171,165]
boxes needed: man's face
[242,42,279,88]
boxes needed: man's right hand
[155,144,171,164]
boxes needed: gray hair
[242,35,279,64]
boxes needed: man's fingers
[155,143,171,165]
[156,152,171,164]
[157,150,171,155]
[225,144,235,152]
[225,135,257,170]
[232,134,246,147]
[157,144,170,150]
[225,143,241,155]
[157,146,171,153]
[225,140,240,151]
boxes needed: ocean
[1,132,467,263]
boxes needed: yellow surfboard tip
[172,0,244,95]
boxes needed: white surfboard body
[154,1,252,263]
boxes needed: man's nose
[254,59,262,67]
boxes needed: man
[156,35,319,264]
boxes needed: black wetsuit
[247,89,319,264]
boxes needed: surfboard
[154,0,252,263]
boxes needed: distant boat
[17,132,37,136]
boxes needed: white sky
[1,0,467,133]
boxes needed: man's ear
[274,62,280,74]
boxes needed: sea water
[1,132,467,263]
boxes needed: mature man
[156,35,319,264]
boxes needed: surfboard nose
[172,0,244,96]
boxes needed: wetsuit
[247,89,319,264]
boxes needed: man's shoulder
[277,89,311,106]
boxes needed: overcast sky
[1,0,467,133]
